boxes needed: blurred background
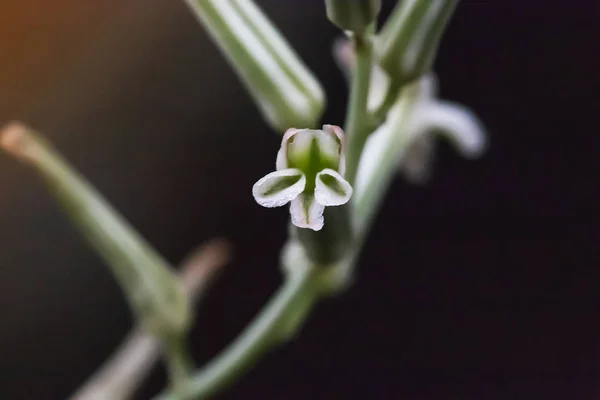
[1,0,599,399]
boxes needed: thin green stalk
[164,337,195,399]
[155,262,315,400]
[0,123,190,340]
[344,34,374,186]
[354,88,420,238]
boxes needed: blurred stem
[354,85,421,237]
[165,336,194,398]
[155,262,315,400]
[344,33,374,186]
[69,239,231,400]
[0,122,200,398]
[370,80,402,126]
[0,123,190,340]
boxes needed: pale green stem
[165,337,195,398]
[322,88,421,290]
[69,239,230,400]
[155,263,315,400]
[0,122,193,396]
[354,91,420,237]
[344,33,374,186]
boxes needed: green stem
[354,87,420,238]
[164,337,194,399]
[155,263,315,400]
[369,80,402,127]
[344,34,374,186]
[320,85,421,290]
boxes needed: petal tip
[252,169,306,208]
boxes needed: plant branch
[343,33,374,186]
[68,240,231,400]
[354,85,421,237]
[155,260,315,400]
[0,122,190,340]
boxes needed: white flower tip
[322,124,345,142]
[252,169,306,208]
[419,73,439,100]
[420,102,488,160]
[400,134,436,184]
[290,195,325,231]
[332,37,354,71]
[1,121,34,162]
[282,128,300,143]
[315,168,353,206]
[291,216,324,232]
[277,128,302,170]
[322,125,347,175]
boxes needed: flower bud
[325,0,381,34]
[184,0,325,131]
[376,0,458,85]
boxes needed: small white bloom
[399,75,487,183]
[356,73,488,190]
[252,169,306,207]
[253,125,353,231]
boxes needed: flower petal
[400,133,436,184]
[422,102,488,158]
[315,168,353,206]
[252,168,306,208]
[322,124,347,176]
[290,194,325,231]
[332,37,354,81]
[276,128,300,170]
[354,121,390,198]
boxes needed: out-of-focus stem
[155,261,315,400]
[0,122,190,340]
[68,239,231,400]
[344,33,374,186]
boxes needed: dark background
[1,0,599,399]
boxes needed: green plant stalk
[165,337,195,398]
[344,34,374,186]
[315,86,422,293]
[155,262,316,400]
[293,204,352,265]
[0,124,190,340]
[0,123,193,393]
[354,87,420,237]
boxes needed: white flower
[253,125,353,231]
[399,74,487,183]
[355,74,488,193]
